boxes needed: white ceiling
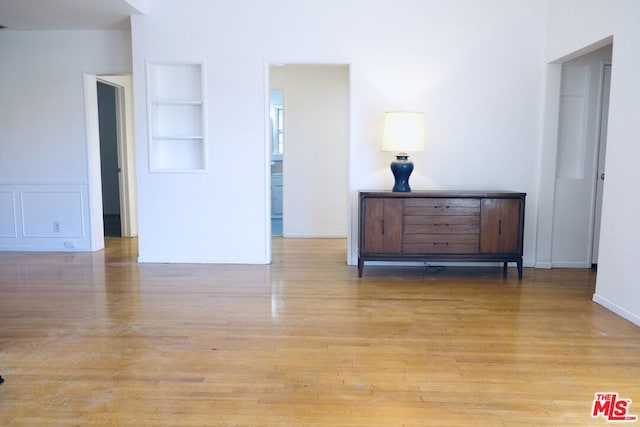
[0,0,146,30]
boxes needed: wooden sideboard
[358,191,526,278]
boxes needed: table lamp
[382,111,425,192]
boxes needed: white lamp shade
[382,112,425,153]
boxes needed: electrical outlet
[53,221,61,233]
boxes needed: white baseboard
[282,233,347,238]
[592,294,640,327]
[535,261,552,269]
[0,242,93,252]
[137,256,269,264]
[551,261,592,268]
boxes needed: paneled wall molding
[0,190,17,238]
[0,182,93,251]
[0,179,88,186]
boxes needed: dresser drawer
[403,233,479,254]
[404,198,480,216]
[404,215,480,234]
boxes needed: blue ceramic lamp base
[390,154,414,192]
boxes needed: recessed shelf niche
[146,62,205,172]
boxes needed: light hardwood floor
[1,237,639,426]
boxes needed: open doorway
[551,44,612,267]
[269,89,284,237]
[97,81,122,236]
[83,74,138,250]
[266,64,350,258]
[96,75,138,239]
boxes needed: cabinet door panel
[363,198,402,254]
[383,199,403,253]
[498,199,521,253]
[480,199,501,253]
[363,198,384,253]
[480,198,521,254]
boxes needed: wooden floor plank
[0,237,639,426]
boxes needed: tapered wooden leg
[517,258,523,279]
[358,258,364,278]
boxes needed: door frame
[98,75,138,238]
[83,73,138,250]
[550,50,612,267]
[591,62,612,264]
[535,37,613,269]
[263,60,352,264]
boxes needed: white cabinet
[146,63,205,172]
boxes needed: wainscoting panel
[0,191,17,238]
[0,183,92,251]
[21,191,84,238]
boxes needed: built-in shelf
[146,62,205,173]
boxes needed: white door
[551,45,612,267]
[591,64,612,264]
[82,74,105,251]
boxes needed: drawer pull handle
[433,242,449,245]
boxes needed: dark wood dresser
[358,191,525,278]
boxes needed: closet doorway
[551,45,612,267]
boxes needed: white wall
[131,0,547,265]
[270,65,349,238]
[0,30,132,251]
[545,0,640,325]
